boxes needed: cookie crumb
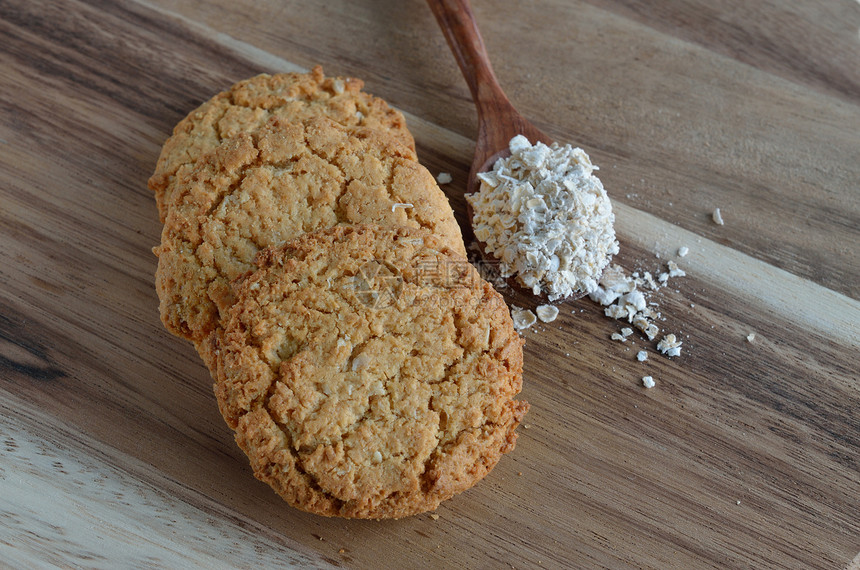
[430,514,440,521]
[678,246,689,257]
[747,332,756,342]
[511,307,537,331]
[712,207,725,225]
[642,376,655,388]
[436,172,453,185]
[339,549,346,554]
[536,304,559,323]
[636,350,648,362]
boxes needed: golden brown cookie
[215,225,528,519]
[149,65,415,222]
[154,116,465,369]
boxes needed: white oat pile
[467,135,619,301]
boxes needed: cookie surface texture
[149,65,415,221]
[154,116,465,366]
[216,225,528,519]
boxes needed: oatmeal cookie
[149,65,415,222]
[215,225,528,519]
[154,116,464,369]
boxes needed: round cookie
[215,225,528,519]
[149,65,415,222]
[154,115,465,369]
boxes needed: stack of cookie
[150,66,529,519]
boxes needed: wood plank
[0,0,858,567]
[582,0,860,103]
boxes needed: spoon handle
[425,0,509,116]
[427,0,552,190]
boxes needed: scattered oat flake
[657,334,683,357]
[678,246,689,257]
[712,207,725,225]
[591,260,691,357]
[667,260,686,277]
[747,332,756,342]
[436,172,453,185]
[642,376,655,388]
[391,202,413,212]
[536,304,559,323]
[511,307,537,331]
[637,350,648,362]
[430,514,440,520]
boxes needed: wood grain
[0,408,331,568]
[1,0,858,567]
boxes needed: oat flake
[536,304,559,323]
[511,306,537,331]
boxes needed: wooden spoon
[426,0,553,195]
[427,0,592,302]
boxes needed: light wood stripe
[0,406,330,569]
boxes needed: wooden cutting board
[1,0,858,567]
